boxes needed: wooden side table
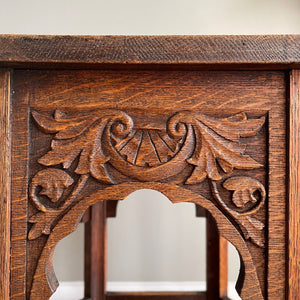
[0,35,300,300]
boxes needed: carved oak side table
[0,35,300,300]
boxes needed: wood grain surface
[5,59,291,300]
[10,69,285,300]
[288,69,300,299]
[0,35,297,300]
[0,35,299,69]
[0,70,11,300]
[267,74,287,300]
[10,76,30,299]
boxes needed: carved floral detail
[29,109,266,247]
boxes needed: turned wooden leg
[206,212,228,299]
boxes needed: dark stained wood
[219,237,228,297]
[195,204,206,217]
[106,200,119,218]
[0,70,11,300]
[91,202,107,300]
[1,36,296,300]
[206,212,228,299]
[0,35,299,70]
[81,206,91,223]
[20,69,284,112]
[12,68,285,300]
[288,69,300,300]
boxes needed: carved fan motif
[112,129,182,167]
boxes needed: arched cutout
[30,183,263,299]
[107,189,206,283]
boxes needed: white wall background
[1,0,299,295]
[0,0,300,35]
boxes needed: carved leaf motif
[239,215,265,248]
[28,211,51,240]
[30,168,74,212]
[222,176,266,247]
[168,112,265,184]
[32,109,133,184]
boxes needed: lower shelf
[50,281,239,300]
[105,291,207,300]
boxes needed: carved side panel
[28,109,266,244]
[8,69,286,300]
[27,108,267,299]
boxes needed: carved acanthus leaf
[168,112,265,184]
[32,109,133,184]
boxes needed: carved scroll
[28,108,267,299]
[29,109,266,246]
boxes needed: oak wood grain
[267,75,287,299]
[14,69,284,299]
[0,69,11,300]
[10,71,30,299]
[288,69,300,300]
[0,35,300,70]
[30,182,265,299]
[7,57,290,300]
